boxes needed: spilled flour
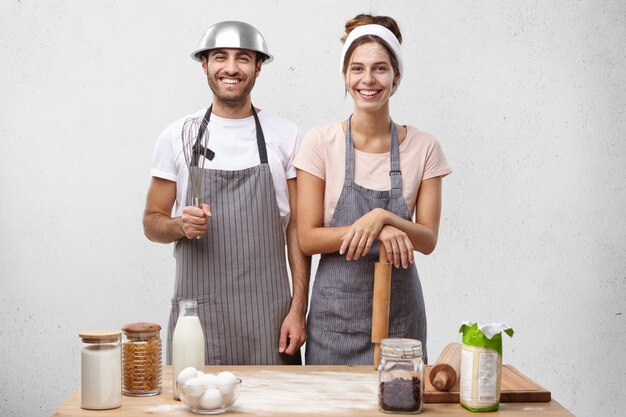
[145,403,186,413]
[232,370,378,415]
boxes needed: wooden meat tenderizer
[430,342,462,391]
[372,249,392,369]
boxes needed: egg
[177,366,199,387]
[221,389,237,406]
[180,391,201,409]
[199,388,223,410]
[200,373,219,388]
[184,377,207,397]
[217,371,238,395]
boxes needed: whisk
[181,116,214,238]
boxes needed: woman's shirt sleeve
[423,136,452,180]
[293,127,327,181]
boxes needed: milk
[80,344,121,410]
[172,315,205,399]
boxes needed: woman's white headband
[339,24,403,83]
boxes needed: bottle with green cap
[458,322,514,412]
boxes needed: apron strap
[389,121,403,197]
[344,116,403,194]
[251,105,269,164]
[192,104,268,166]
[344,117,356,185]
[192,105,216,166]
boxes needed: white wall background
[1,1,624,416]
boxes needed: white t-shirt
[150,108,301,229]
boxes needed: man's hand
[278,309,307,355]
[181,203,212,239]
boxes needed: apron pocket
[389,278,416,337]
[318,286,372,335]
[170,294,215,309]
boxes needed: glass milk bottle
[172,299,205,400]
[79,330,122,410]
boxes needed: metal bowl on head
[191,21,273,63]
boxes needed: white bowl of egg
[177,367,242,414]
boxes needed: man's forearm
[143,213,185,243]
[286,225,310,317]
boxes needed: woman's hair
[341,14,402,75]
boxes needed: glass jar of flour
[378,338,424,414]
[79,330,122,410]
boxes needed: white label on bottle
[477,351,498,403]
[460,347,474,403]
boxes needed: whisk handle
[192,197,202,240]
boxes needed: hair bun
[341,14,402,44]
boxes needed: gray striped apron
[305,117,428,365]
[167,105,301,366]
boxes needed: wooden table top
[52,365,575,416]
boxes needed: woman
[294,14,451,365]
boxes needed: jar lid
[381,338,422,359]
[121,322,162,334]
[79,330,121,344]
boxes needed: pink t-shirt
[293,122,452,226]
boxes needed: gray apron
[167,105,301,366]
[306,117,428,365]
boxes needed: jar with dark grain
[121,322,162,396]
[378,338,423,413]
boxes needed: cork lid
[122,322,162,334]
[79,330,122,344]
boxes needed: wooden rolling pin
[430,342,462,391]
[371,249,392,369]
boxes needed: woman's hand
[378,225,415,269]
[340,208,387,261]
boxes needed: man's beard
[207,74,256,109]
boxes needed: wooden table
[52,365,576,416]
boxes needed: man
[143,21,309,365]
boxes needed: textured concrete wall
[1,1,624,416]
